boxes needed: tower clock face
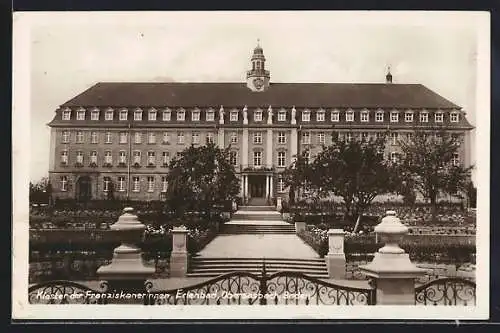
[253,78,264,90]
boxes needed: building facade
[47,44,474,202]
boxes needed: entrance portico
[241,172,274,202]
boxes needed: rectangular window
[76,131,84,143]
[62,131,70,143]
[435,112,444,122]
[277,151,286,167]
[302,111,310,122]
[206,111,215,121]
[104,151,112,164]
[302,132,311,144]
[450,112,459,122]
[177,110,185,121]
[420,112,429,123]
[162,132,170,144]
[230,132,238,144]
[375,112,384,122]
[119,132,128,144]
[452,153,460,166]
[253,151,262,166]
[192,132,200,144]
[134,110,143,121]
[346,133,353,142]
[316,111,325,122]
[148,151,155,165]
[390,112,399,122]
[390,132,399,145]
[230,111,238,121]
[105,110,113,121]
[118,176,126,192]
[148,110,157,121]
[103,177,110,192]
[132,177,139,192]
[161,176,168,192]
[105,132,112,144]
[62,110,71,120]
[90,151,98,164]
[230,151,238,166]
[60,176,68,191]
[361,132,369,141]
[177,132,185,144]
[318,132,325,144]
[91,132,98,144]
[134,132,142,144]
[163,111,171,121]
[278,111,286,122]
[118,151,126,164]
[390,152,398,164]
[361,112,369,122]
[254,111,263,122]
[192,111,200,121]
[76,110,85,120]
[331,111,339,122]
[119,110,128,121]
[406,132,414,141]
[133,151,141,164]
[277,177,285,193]
[346,111,354,122]
[278,132,286,144]
[162,152,170,165]
[60,150,68,164]
[206,133,214,144]
[76,151,84,164]
[405,112,414,122]
[91,110,99,120]
[148,132,156,144]
[253,132,262,144]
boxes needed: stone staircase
[187,257,329,278]
[223,206,293,234]
[221,223,296,234]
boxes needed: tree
[399,129,473,219]
[29,177,50,205]
[282,149,316,205]
[465,180,477,209]
[164,142,240,220]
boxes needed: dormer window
[345,109,354,122]
[192,109,200,121]
[230,110,238,121]
[134,109,143,121]
[302,110,311,122]
[420,111,429,123]
[206,109,215,121]
[76,108,85,120]
[390,111,399,122]
[360,110,369,122]
[119,109,128,121]
[62,108,71,120]
[177,109,185,121]
[435,111,444,123]
[105,109,114,121]
[254,110,263,122]
[148,109,157,121]
[331,110,340,122]
[375,110,384,122]
[90,109,100,120]
[405,111,414,122]
[316,110,325,122]
[450,112,460,123]
[278,110,286,122]
[162,109,171,121]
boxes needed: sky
[20,11,486,182]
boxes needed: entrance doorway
[76,176,92,202]
[249,175,266,198]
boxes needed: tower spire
[246,40,270,92]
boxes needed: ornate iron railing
[414,277,476,306]
[144,263,376,305]
[28,280,109,304]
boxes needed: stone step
[189,263,327,270]
[186,271,330,278]
[239,206,277,212]
[231,214,283,221]
[191,257,325,263]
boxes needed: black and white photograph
[12,11,490,319]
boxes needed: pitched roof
[60,82,461,109]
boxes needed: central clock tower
[246,41,270,92]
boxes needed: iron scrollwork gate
[145,263,376,305]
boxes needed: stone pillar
[244,175,249,199]
[269,174,273,198]
[242,128,249,168]
[240,175,245,197]
[217,128,225,148]
[265,175,270,198]
[276,197,282,211]
[97,207,155,295]
[359,211,426,305]
[295,221,306,233]
[325,229,346,279]
[170,226,189,277]
[266,128,273,168]
[290,128,298,162]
